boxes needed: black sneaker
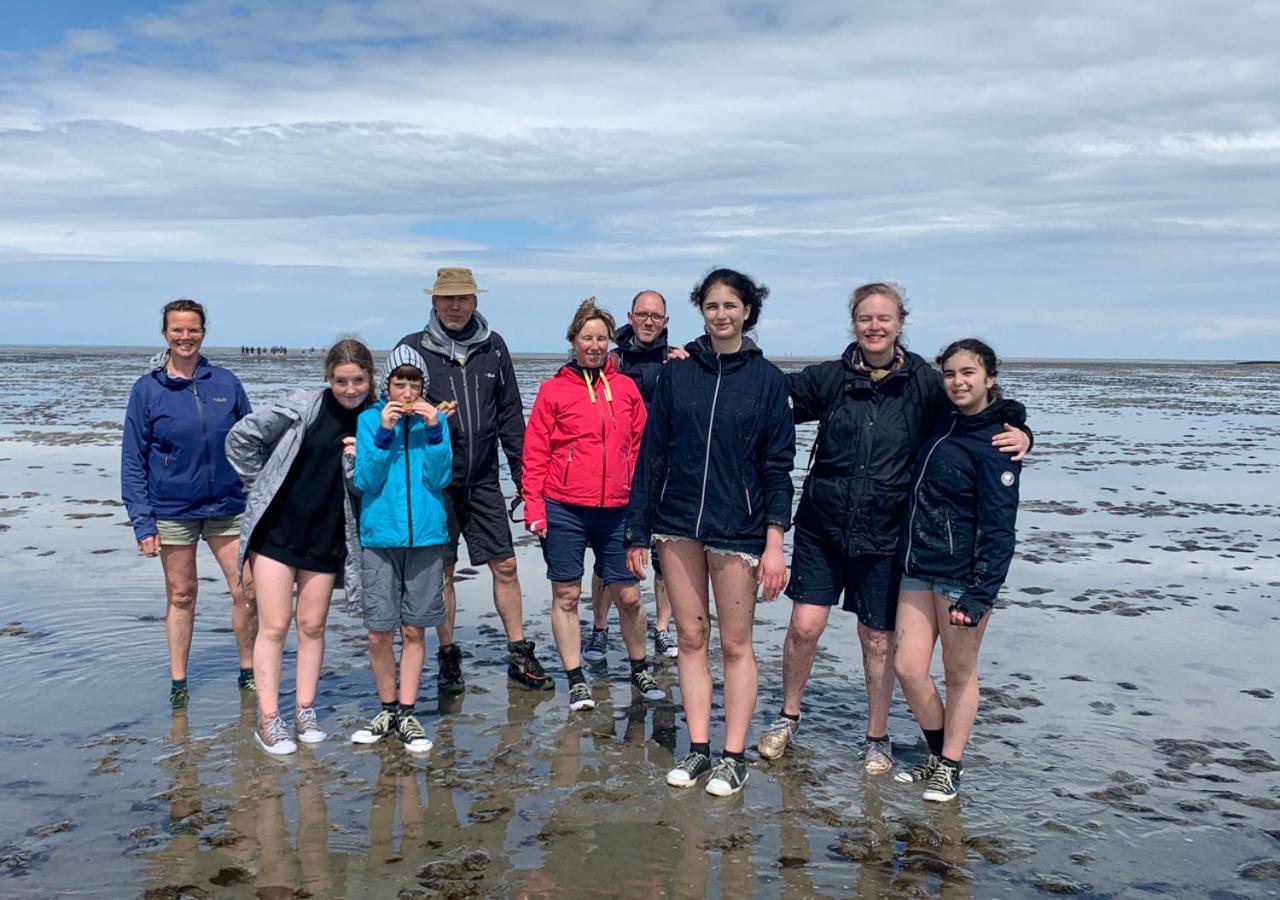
[395,714,434,754]
[169,683,190,709]
[666,750,712,787]
[922,760,962,802]
[705,757,750,797]
[507,640,553,691]
[437,644,465,695]
[237,670,256,693]
[630,668,666,701]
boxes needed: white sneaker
[568,682,595,711]
[351,709,395,745]
[255,714,297,756]
[395,713,434,754]
[295,706,327,744]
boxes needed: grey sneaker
[705,757,749,797]
[255,714,297,756]
[666,750,712,787]
[893,753,940,784]
[294,706,327,744]
[922,760,962,802]
[395,714,433,754]
[568,682,595,711]
[862,737,894,775]
[653,626,678,659]
[582,628,609,663]
[757,716,799,760]
[630,668,666,701]
[351,709,395,745]
[169,683,190,709]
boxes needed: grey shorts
[359,545,447,632]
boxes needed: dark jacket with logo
[899,399,1024,620]
[790,343,1030,558]
[625,335,795,555]
[395,312,524,488]
[121,354,252,540]
[611,324,670,407]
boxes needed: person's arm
[953,451,1021,625]
[627,387,648,482]
[625,368,673,551]
[232,377,253,421]
[762,371,797,532]
[420,408,453,492]
[224,395,295,486]
[520,387,555,535]
[991,398,1034,460]
[494,336,526,489]
[120,381,156,545]
[786,362,828,425]
[353,407,396,495]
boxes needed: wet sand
[0,347,1278,898]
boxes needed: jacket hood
[950,397,1026,430]
[614,323,669,355]
[419,310,493,362]
[147,350,213,384]
[840,342,926,386]
[685,334,763,373]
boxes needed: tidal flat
[0,346,1277,898]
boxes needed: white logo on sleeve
[1000,471,1016,487]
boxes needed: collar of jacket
[148,349,212,384]
[684,334,762,372]
[419,310,492,363]
[559,357,618,402]
[841,342,921,388]
[948,397,1025,431]
[614,323,669,357]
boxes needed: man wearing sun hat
[393,267,552,692]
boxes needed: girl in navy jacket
[892,339,1023,803]
[625,268,795,798]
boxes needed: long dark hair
[937,338,1003,401]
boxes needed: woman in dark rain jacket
[892,338,1022,804]
[625,268,795,799]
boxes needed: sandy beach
[0,346,1277,898]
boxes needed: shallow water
[1,347,1278,898]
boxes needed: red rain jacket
[522,359,648,531]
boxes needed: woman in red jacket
[523,298,665,712]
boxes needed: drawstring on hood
[567,360,612,404]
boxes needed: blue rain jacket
[353,401,453,548]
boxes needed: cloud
[1183,318,1280,341]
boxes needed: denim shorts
[541,499,637,586]
[899,575,965,602]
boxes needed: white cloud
[1183,318,1280,340]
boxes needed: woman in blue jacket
[626,268,795,798]
[892,339,1023,803]
[121,298,258,709]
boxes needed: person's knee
[720,633,754,666]
[296,615,328,642]
[677,620,710,654]
[859,625,893,661]
[613,585,641,613]
[894,652,928,686]
[552,585,581,613]
[167,581,197,612]
[367,631,393,651]
[489,556,518,582]
[259,619,291,644]
[401,625,425,646]
[787,606,828,645]
[941,651,977,687]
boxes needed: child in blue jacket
[892,338,1023,803]
[350,345,452,753]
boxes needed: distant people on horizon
[625,268,796,798]
[892,338,1023,803]
[392,266,552,693]
[121,298,259,709]
[522,298,661,713]
[226,339,375,756]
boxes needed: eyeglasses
[631,312,665,322]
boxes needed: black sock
[866,734,888,743]
[690,741,711,757]
[398,703,416,718]
[923,728,945,756]
[629,657,648,675]
[566,666,586,686]
[723,749,745,762]
[779,710,799,723]
[940,754,962,768]
[238,667,253,680]
[381,701,398,715]
[171,678,187,689]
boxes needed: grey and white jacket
[225,388,363,613]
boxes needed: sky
[1,1,1278,359]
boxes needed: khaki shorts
[155,514,243,546]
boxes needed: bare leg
[591,572,610,630]
[489,556,525,643]
[368,631,398,704]
[892,589,944,731]
[708,554,759,754]
[550,581,584,670]
[936,595,990,760]
[436,563,457,647]
[250,553,296,718]
[159,543,199,681]
[654,574,672,632]
[612,582,647,660]
[661,541,711,743]
[859,622,895,737]
[293,570,335,709]
[780,602,832,717]
[207,535,257,670]
[399,625,426,706]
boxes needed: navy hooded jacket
[625,335,795,555]
[611,323,670,407]
[898,398,1024,621]
[121,355,252,541]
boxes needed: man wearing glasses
[584,290,684,664]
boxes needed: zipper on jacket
[693,355,723,538]
[905,418,957,569]
[192,382,214,499]
[743,484,752,517]
[946,516,953,555]
[563,445,575,487]
[450,369,474,483]
[403,423,415,547]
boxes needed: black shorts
[443,480,516,567]
[785,527,901,631]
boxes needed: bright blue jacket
[353,401,453,548]
[121,355,252,541]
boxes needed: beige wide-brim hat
[424,266,487,296]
